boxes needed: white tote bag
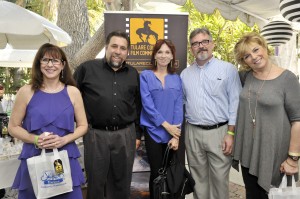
[27,148,73,199]
[268,175,300,199]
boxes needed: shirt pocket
[148,81,161,92]
[205,75,226,96]
[121,84,137,102]
[168,81,181,99]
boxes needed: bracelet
[34,135,39,149]
[288,152,300,156]
[285,159,298,168]
[227,131,235,136]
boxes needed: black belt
[92,124,129,131]
[191,121,228,130]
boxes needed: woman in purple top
[140,39,183,199]
[8,43,88,199]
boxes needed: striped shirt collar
[194,56,214,68]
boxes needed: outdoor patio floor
[129,172,246,199]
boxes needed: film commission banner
[104,11,189,74]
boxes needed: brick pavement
[229,182,245,199]
[229,180,300,199]
[184,182,245,199]
[130,171,247,199]
[86,175,300,199]
[2,177,247,199]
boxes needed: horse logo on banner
[130,18,164,45]
[136,20,158,44]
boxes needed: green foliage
[87,0,104,12]
[0,67,31,94]
[25,0,56,22]
[182,0,259,66]
[87,0,105,36]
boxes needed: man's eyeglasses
[40,58,63,65]
[191,40,210,48]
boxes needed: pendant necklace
[247,64,273,127]
[43,82,63,93]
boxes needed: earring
[155,60,157,66]
[61,69,64,79]
[170,60,173,68]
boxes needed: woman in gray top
[233,32,300,199]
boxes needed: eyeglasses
[191,40,210,48]
[40,58,63,65]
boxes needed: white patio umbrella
[0,49,36,67]
[0,1,72,50]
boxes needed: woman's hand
[168,138,179,151]
[280,158,299,175]
[38,132,67,149]
[162,122,181,139]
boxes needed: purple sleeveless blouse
[12,86,85,194]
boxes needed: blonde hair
[234,32,271,71]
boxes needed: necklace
[43,82,63,93]
[247,64,273,127]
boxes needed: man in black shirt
[74,30,141,199]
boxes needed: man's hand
[136,139,141,150]
[222,134,234,156]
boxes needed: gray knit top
[233,70,300,192]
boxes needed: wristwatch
[288,155,300,161]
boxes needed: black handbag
[153,146,195,199]
[153,146,171,199]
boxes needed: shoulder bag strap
[161,146,171,172]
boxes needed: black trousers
[144,129,169,199]
[84,123,136,199]
[0,189,5,198]
[241,166,268,199]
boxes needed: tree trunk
[57,0,133,71]
[71,23,105,71]
[57,0,90,67]
[122,0,130,10]
[105,0,122,11]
